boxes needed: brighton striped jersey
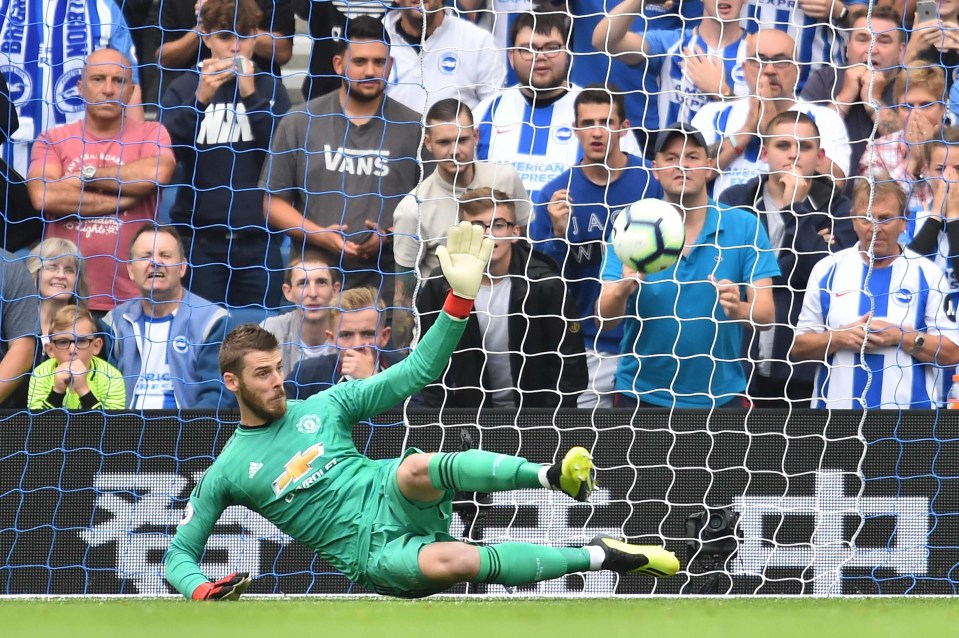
[0,0,138,175]
[642,27,749,128]
[796,246,959,409]
[691,98,850,199]
[742,0,848,90]
[475,85,642,199]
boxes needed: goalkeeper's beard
[237,383,288,423]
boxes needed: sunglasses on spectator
[744,54,795,67]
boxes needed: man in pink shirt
[27,48,176,315]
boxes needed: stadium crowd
[1,0,958,411]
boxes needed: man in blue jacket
[103,223,233,410]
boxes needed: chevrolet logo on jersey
[272,443,325,497]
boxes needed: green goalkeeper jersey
[165,311,466,598]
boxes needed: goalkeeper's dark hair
[334,15,391,57]
[426,99,474,127]
[762,111,821,146]
[575,84,627,123]
[128,222,186,260]
[220,324,281,376]
[284,247,343,287]
[509,12,571,47]
[458,187,516,220]
[200,0,262,35]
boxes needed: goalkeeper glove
[436,221,494,300]
[192,572,252,601]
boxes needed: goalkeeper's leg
[418,539,679,589]
[398,447,596,503]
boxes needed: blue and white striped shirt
[644,27,750,128]
[797,246,959,409]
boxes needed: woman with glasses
[26,238,90,347]
[27,305,125,410]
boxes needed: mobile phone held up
[917,0,938,23]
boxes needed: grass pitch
[2,597,956,638]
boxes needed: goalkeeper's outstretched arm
[324,222,494,424]
[164,471,241,600]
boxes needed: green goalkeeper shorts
[361,451,458,598]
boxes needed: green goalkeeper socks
[475,543,592,586]
[427,450,545,493]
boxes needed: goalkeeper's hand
[436,221,494,300]
[192,572,252,601]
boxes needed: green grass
[2,598,958,638]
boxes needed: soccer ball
[609,199,685,274]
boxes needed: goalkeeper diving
[164,222,679,600]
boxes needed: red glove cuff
[443,292,474,320]
[192,582,214,601]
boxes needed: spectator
[28,305,125,410]
[597,124,779,408]
[742,0,849,92]
[0,250,38,408]
[155,0,294,98]
[800,5,906,183]
[384,0,505,111]
[474,12,640,200]
[0,72,42,251]
[292,0,388,102]
[905,0,959,97]
[285,287,407,401]
[103,223,232,410]
[416,187,588,409]
[859,65,948,217]
[692,29,851,199]
[572,0,705,153]
[593,0,750,129]
[392,99,530,346]
[719,111,857,406]
[160,0,292,310]
[531,86,662,408]
[26,238,90,346]
[261,15,428,306]
[909,126,959,289]
[793,180,959,408]
[260,249,342,377]
[0,0,142,176]
[27,48,176,317]
[116,0,162,111]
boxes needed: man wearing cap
[597,123,780,409]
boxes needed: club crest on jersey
[0,66,31,105]
[171,336,190,354]
[295,416,321,434]
[438,54,458,75]
[894,288,915,305]
[55,67,85,114]
[553,127,573,143]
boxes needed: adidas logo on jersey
[249,462,263,479]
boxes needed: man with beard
[102,223,232,410]
[384,0,504,111]
[165,222,679,601]
[474,12,640,201]
[261,15,429,304]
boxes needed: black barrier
[1,409,957,596]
